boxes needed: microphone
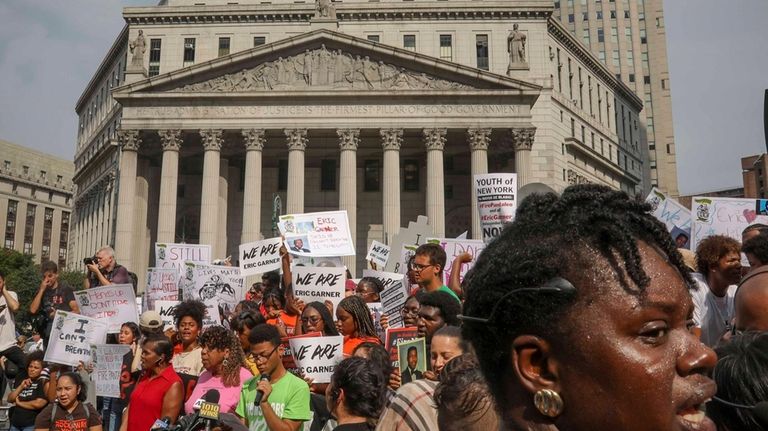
[150,417,171,431]
[173,389,220,431]
[253,374,271,406]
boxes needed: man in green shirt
[236,324,311,431]
[411,243,461,302]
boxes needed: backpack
[51,402,91,423]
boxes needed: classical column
[381,129,403,244]
[511,128,536,188]
[285,129,307,214]
[468,128,491,240]
[96,187,105,248]
[104,174,115,246]
[157,129,182,243]
[199,129,223,250]
[338,129,359,274]
[114,130,141,272]
[217,158,229,258]
[241,129,265,244]
[424,129,447,237]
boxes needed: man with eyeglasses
[236,324,311,431]
[411,244,460,302]
[84,245,132,289]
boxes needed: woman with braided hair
[336,296,381,356]
[184,325,251,414]
[462,184,718,431]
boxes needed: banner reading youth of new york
[475,174,517,243]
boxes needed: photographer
[29,261,79,343]
[84,246,131,289]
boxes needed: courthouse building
[72,0,645,288]
[0,140,74,267]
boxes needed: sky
[1,0,767,196]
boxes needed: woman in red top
[120,335,183,431]
[336,296,382,356]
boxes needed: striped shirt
[376,379,438,431]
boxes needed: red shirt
[343,335,382,356]
[128,366,182,431]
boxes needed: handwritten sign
[384,216,432,273]
[475,173,517,243]
[292,266,346,313]
[145,268,179,311]
[279,211,355,257]
[155,300,181,330]
[363,270,408,328]
[91,344,131,398]
[365,240,391,268]
[190,265,245,315]
[239,237,283,277]
[646,188,692,249]
[74,284,138,333]
[44,311,108,366]
[691,197,768,252]
[289,336,344,383]
[426,238,486,284]
[155,243,211,272]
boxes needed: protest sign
[292,256,344,268]
[74,284,138,333]
[363,270,408,328]
[44,311,108,366]
[396,245,418,276]
[646,188,692,249]
[155,300,181,330]
[202,302,223,328]
[191,265,245,317]
[91,344,131,398]
[365,240,390,268]
[691,197,768,252]
[385,327,420,367]
[384,216,432,273]
[145,268,179,311]
[279,211,355,257]
[292,266,346,313]
[426,238,486,284]
[155,243,211,272]
[367,302,385,341]
[281,332,322,375]
[397,338,427,382]
[475,173,517,243]
[239,237,283,277]
[289,336,344,383]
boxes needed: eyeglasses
[355,290,376,297]
[409,263,433,272]
[401,307,419,317]
[247,344,280,363]
[458,277,577,326]
[301,316,322,325]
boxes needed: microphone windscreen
[752,401,768,428]
[203,389,221,404]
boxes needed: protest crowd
[2,183,768,431]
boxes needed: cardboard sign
[145,268,179,311]
[475,173,517,243]
[292,266,346,313]
[155,300,181,330]
[279,211,355,257]
[155,243,211,272]
[74,284,138,333]
[367,302,385,341]
[91,344,131,398]
[190,265,245,313]
[397,245,418,276]
[691,197,768,252]
[365,240,391,268]
[385,327,420,367]
[397,338,427,382]
[239,237,283,277]
[44,311,108,366]
[384,216,432,273]
[646,188,692,249]
[363,270,408,328]
[289,336,344,384]
[281,332,322,375]
[426,238,486,284]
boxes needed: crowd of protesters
[1,185,768,430]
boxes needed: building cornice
[75,26,129,113]
[565,137,641,184]
[0,170,75,195]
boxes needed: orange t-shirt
[266,313,299,336]
[343,335,382,356]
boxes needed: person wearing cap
[131,311,166,373]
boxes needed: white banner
[646,188,693,249]
[475,173,517,243]
[292,266,346,313]
[44,311,108,366]
[239,237,283,277]
[365,240,391,268]
[362,270,408,328]
[145,268,179,311]
[289,336,344,383]
[155,300,181,330]
[91,344,131,398]
[191,265,245,321]
[74,284,138,333]
[691,197,768,251]
[279,211,355,257]
[426,238,486,284]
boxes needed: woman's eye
[639,323,669,342]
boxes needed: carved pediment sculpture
[171,45,474,93]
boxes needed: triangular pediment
[115,29,541,97]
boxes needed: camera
[83,256,97,265]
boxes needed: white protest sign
[155,300,181,330]
[190,265,245,315]
[289,336,343,383]
[145,268,179,311]
[155,243,211,272]
[365,240,391,268]
[384,216,432,273]
[363,270,408,328]
[279,210,355,257]
[91,344,131,398]
[239,237,283,277]
[292,266,346,313]
[475,173,517,243]
[397,245,418,276]
[44,311,108,366]
[202,302,222,328]
[645,188,693,249]
[367,302,385,340]
[426,238,486,284]
[74,284,138,333]
[691,197,768,252]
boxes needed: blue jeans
[10,425,35,431]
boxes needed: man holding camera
[84,246,131,289]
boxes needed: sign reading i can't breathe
[44,311,108,366]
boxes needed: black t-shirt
[10,378,48,427]
[42,284,76,315]
[34,402,101,431]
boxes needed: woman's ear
[510,335,561,394]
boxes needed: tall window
[625,27,632,44]
[278,160,288,191]
[253,36,266,46]
[439,35,453,61]
[476,35,489,70]
[626,50,634,70]
[367,35,380,43]
[364,160,381,192]
[641,51,649,70]
[611,27,618,43]
[321,160,337,191]
[403,35,416,51]
[4,200,17,249]
[640,28,647,44]
[24,204,36,255]
[582,29,590,46]
[218,37,230,57]
[149,38,161,76]
[59,211,69,269]
[42,208,53,262]
[597,28,605,43]
[612,50,620,69]
[183,38,196,66]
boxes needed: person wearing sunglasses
[236,324,311,431]
[410,244,460,303]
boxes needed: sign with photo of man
[397,338,426,384]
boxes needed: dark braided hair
[338,295,378,339]
[462,184,690,410]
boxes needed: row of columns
[72,174,115,270]
[113,127,536,274]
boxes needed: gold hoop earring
[534,389,564,418]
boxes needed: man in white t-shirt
[0,269,26,395]
[691,235,742,347]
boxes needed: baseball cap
[140,310,164,329]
